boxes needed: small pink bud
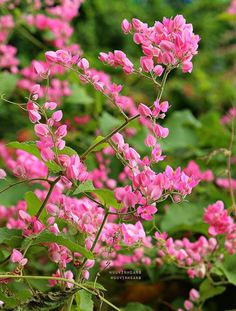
[10,249,23,263]
[99,52,109,62]
[189,289,200,301]
[52,110,63,122]
[82,270,90,280]
[153,65,164,76]
[44,101,57,110]
[34,124,49,137]
[138,103,152,117]
[45,51,58,62]
[145,135,156,147]
[121,19,131,33]
[184,300,194,310]
[33,61,45,76]
[55,125,67,138]
[140,56,154,72]
[31,84,40,94]
[182,61,193,73]
[77,58,89,71]
[0,169,6,179]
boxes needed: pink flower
[153,65,164,76]
[10,249,28,266]
[137,205,157,221]
[189,289,200,301]
[33,61,46,76]
[122,221,145,245]
[204,201,234,236]
[145,135,156,147]
[121,19,132,34]
[138,103,152,117]
[45,51,58,62]
[0,169,6,179]
[27,101,41,123]
[77,58,89,71]
[34,124,50,137]
[153,124,169,138]
[44,101,57,110]
[52,110,63,122]
[182,61,193,73]
[140,56,154,72]
[184,300,194,310]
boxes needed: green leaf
[8,141,62,173]
[99,112,121,134]
[218,253,236,286]
[0,228,22,247]
[23,231,94,259]
[91,136,109,152]
[65,84,93,105]
[93,189,122,209]
[0,72,18,98]
[160,202,208,234]
[59,146,78,156]
[24,191,47,223]
[25,191,42,216]
[73,180,95,195]
[84,281,107,291]
[76,290,94,311]
[45,161,62,173]
[8,141,41,158]
[162,110,201,152]
[197,112,230,149]
[122,303,153,311]
[199,279,225,302]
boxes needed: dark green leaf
[160,202,208,234]
[218,253,236,286]
[23,231,93,259]
[0,228,22,247]
[199,279,225,302]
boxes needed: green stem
[67,212,109,310]
[0,178,51,195]
[80,68,171,161]
[0,274,120,311]
[16,26,45,49]
[35,176,61,219]
[80,114,138,161]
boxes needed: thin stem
[16,26,45,49]
[35,176,61,219]
[80,67,171,161]
[80,114,138,161]
[67,212,109,310]
[0,178,51,195]
[0,274,120,311]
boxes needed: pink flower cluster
[121,15,200,73]
[184,160,214,183]
[0,15,18,72]
[99,50,134,74]
[155,232,217,279]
